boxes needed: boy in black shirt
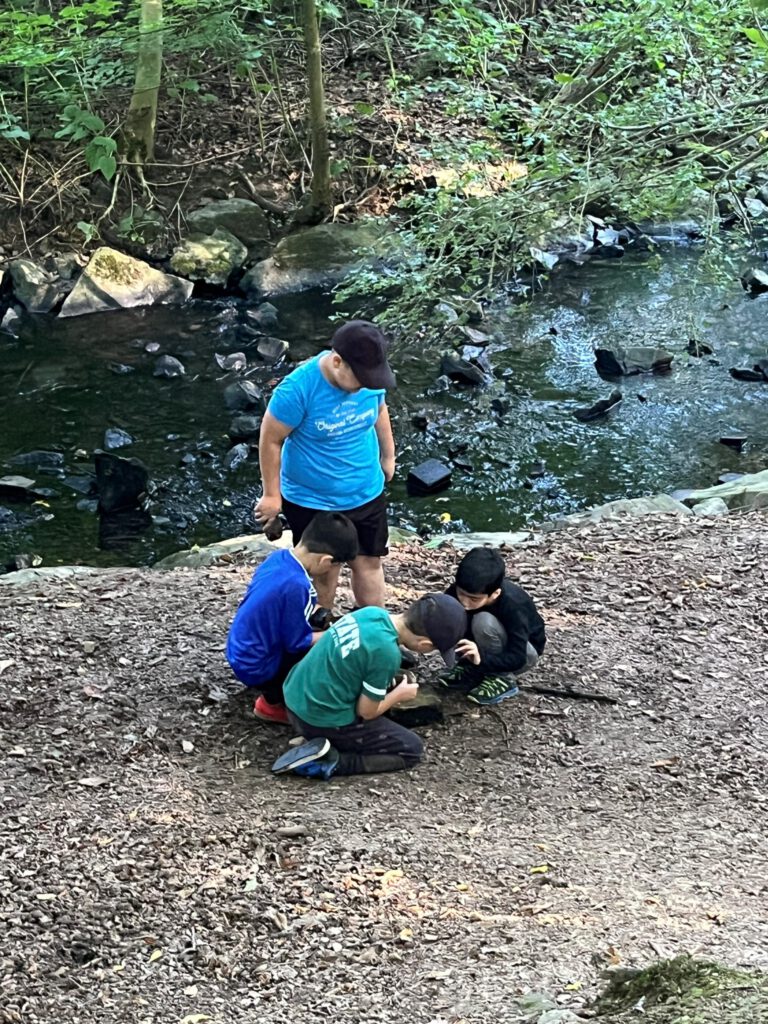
[441,547,546,706]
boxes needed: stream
[1,240,767,570]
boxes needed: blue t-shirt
[226,548,316,686]
[267,354,385,510]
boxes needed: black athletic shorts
[282,491,389,558]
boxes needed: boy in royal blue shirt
[226,512,359,724]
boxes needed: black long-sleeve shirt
[447,579,546,674]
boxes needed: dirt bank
[1,509,767,1023]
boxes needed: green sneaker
[467,675,520,706]
[437,665,473,690]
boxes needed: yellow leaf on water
[439,512,451,523]
[32,500,50,508]
[149,949,164,963]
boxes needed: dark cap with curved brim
[331,320,397,390]
[413,593,468,665]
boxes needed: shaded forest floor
[2,509,767,1023]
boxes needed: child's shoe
[467,675,520,706]
[253,694,290,725]
[437,664,474,691]
[292,748,339,781]
[272,737,330,773]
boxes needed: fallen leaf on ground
[149,948,164,963]
[78,776,108,787]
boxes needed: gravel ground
[1,510,767,1024]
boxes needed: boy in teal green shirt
[272,594,467,779]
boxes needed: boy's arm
[255,411,293,523]
[355,646,412,719]
[374,401,396,482]
[357,677,418,720]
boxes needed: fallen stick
[520,683,619,705]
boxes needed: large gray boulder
[170,229,247,285]
[186,199,270,253]
[9,258,69,313]
[59,247,193,317]
[241,220,397,297]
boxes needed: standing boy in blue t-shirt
[253,320,397,612]
[226,512,359,724]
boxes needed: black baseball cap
[413,593,468,664]
[331,320,396,390]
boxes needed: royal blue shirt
[267,354,385,510]
[226,548,316,686]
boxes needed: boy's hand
[455,639,481,665]
[254,494,282,524]
[390,678,419,704]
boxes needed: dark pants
[287,710,423,776]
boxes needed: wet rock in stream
[153,354,186,378]
[228,415,262,443]
[223,380,266,413]
[595,346,674,376]
[103,428,134,450]
[440,353,487,386]
[94,452,151,513]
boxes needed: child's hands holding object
[389,670,419,703]
[454,639,481,664]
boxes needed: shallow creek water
[1,242,766,569]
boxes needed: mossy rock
[59,247,193,317]
[593,956,768,1024]
[170,229,247,285]
[240,220,400,297]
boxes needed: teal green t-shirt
[284,607,401,728]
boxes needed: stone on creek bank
[553,494,693,529]
[153,532,292,569]
[170,229,248,285]
[186,198,270,253]
[0,565,99,587]
[9,258,69,313]
[240,220,398,297]
[595,346,674,376]
[59,247,193,318]
[671,468,768,511]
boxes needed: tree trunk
[302,0,331,220]
[124,0,163,165]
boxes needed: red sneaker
[253,694,290,725]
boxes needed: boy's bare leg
[349,555,385,608]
